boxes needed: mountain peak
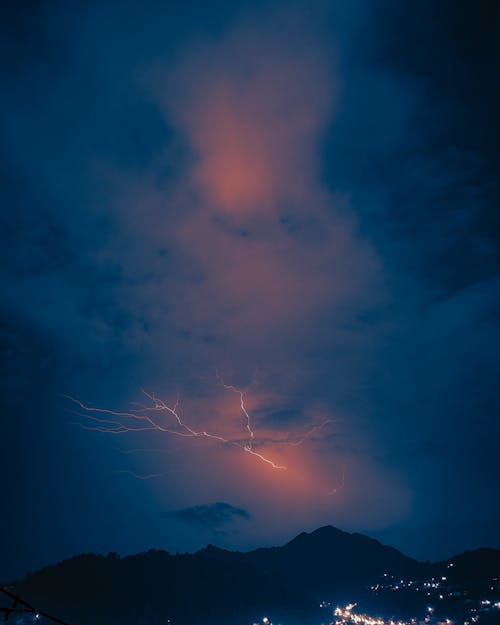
[285,525,349,547]
[310,525,347,537]
[197,543,228,555]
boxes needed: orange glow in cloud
[170,16,333,217]
[161,15,380,359]
[73,8,411,536]
[68,372,336,483]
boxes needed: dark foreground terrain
[3,526,500,625]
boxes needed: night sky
[1,1,499,581]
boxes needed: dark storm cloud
[171,502,251,529]
[332,0,500,557]
[353,0,500,293]
[0,315,52,393]
[1,0,499,579]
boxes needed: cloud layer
[171,502,251,530]
[1,0,499,578]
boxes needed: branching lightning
[66,373,335,477]
[215,370,286,469]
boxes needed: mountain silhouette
[246,526,421,596]
[9,526,500,625]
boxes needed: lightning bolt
[328,462,346,495]
[66,372,337,479]
[286,418,333,446]
[216,370,286,470]
[66,386,286,471]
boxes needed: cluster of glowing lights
[368,572,500,625]
[332,603,409,625]
[66,373,333,475]
[253,616,281,625]
[372,576,443,594]
[372,572,500,621]
[255,589,500,625]
[330,603,488,625]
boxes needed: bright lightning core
[66,373,334,478]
